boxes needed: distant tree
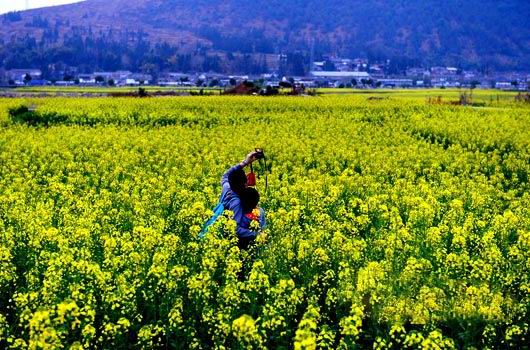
[351,79,357,87]
[74,78,80,85]
[63,74,74,81]
[196,79,204,87]
[202,55,221,72]
[209,79,219,87]
[375,81,382,88]
[338,83,345,88]
[138,87,148,97]
[262,85,279,96]
[229,78,237,86]
[95,76,105,84]
[29,16,49,28]
[511,81,519,87]
[8,79,15,86]
[470,80,480,89]
[108,79,115,86]
[177,55,192,72]
[141,63,159,83]
[3,11,22,22]
[279,81,292,88]
[289,54,306,76]
[279,53,307,76]
[24,74,32,85]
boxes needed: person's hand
[241,150,259,167]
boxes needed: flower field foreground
[0,95,529,349]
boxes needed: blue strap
[199,191,228,239]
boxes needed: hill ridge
[1,0,529,73]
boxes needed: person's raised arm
[221,164,242,189]
[221,151,261,188]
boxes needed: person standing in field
[221,150,266,249]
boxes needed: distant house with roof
[406,68,430,78]
[431,67,458,76]
[312,61,325,71]
[6,69,42,82]
[495,82,513,90]
[310,71,370,80]
[93,71,132,82]
[377,78,414,88]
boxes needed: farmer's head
[228,167,247,194]
[241,187,260,214]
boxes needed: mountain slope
[1,0,529,72]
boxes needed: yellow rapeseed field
[0,94,529,349]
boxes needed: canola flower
[0,94,529,349]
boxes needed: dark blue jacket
[221,164,266,239]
